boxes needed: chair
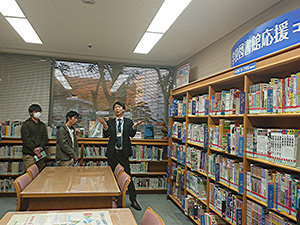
[112,171,131,208]
[26,164,39,180]
[13,173,32,211]
[113,163,124,182]
[141,206,165,225]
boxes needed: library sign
[231,7,300,68]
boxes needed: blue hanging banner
[231,7,300,67]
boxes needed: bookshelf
[167,44,300,225]
[0,138,168,195]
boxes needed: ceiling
[0,0,282,67]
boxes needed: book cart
[0,138,168,195]
[168,44,300,225]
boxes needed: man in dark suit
[98,101,142,210]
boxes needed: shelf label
[231,7,300,67]
[238,172,244,194]
[234,62,256,75]
[215,163,220,182]
[238,136,244,157]
[267,183,275,209]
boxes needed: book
[144,125,154,139]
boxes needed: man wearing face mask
[21,104,48,171]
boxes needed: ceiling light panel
[133,32,163,54]
[147,0,192,33]
[6,17,43,44]
[0,0,25,17]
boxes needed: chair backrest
[26,164,39,180]
[13,173,31,211]
[116,171,131,208]
[113,164,124,182]
[141,206,165,225]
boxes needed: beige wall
[180,0,300,82]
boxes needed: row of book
[83,161,108,167]
[0,146,23,157]
[0,120,104,138]
[246,199,297,225]
[170,98,187,117]
[209,119,244,156]
[130,145,165,161]
[172,164,185,190]
[170,142,185,165]
[130,162,148,173]
[0,162,23,174]
[0,121,56,138]
[209,182,243,224]
[249,73,300,114]
[188,94,209,116]
[186,171,207,200]
[210,89,245,115]
[208,154,243,191]
[132,176,167,189]
[186,147,206,173]
[246,164,300,217]
[246,127,300,168]
[183,195,207,223]
[172,121,185,139]
[170,88,245,117]
[84,145,107,157]
[170,71,300,117]
[184,194,231,224]
[0,178,15,192]
[187,123,208,148]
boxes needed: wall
[0,54,52,124]
[182,0,300,82]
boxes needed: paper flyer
[7,211,113,225]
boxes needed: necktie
[116,119,122,148]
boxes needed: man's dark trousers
[108,150,136,202]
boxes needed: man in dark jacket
[56,111,79,166]
[21,104,48,171]
[98,101,142,210]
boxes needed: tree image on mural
[53,61,173,137]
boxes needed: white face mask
[33,112,42,119]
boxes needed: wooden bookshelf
[167,44,300,224]
[0,138,168,194]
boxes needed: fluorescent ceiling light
[0,0,43,44]
[0,0,25,17]
[6,17,42,44]
[55,70,72,90]
[134,32,163,54]
[147,0,191,33]
[110,74,130,93]
[133,0,191,54]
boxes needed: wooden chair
[26,164,39,180]
[112,171,131,208]
[141,206,165,225]
[13,173,31,211]
[113,163,124,182]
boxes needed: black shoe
[131,200,142,211]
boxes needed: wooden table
[0,208,138,225]
[21,166,121,210]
